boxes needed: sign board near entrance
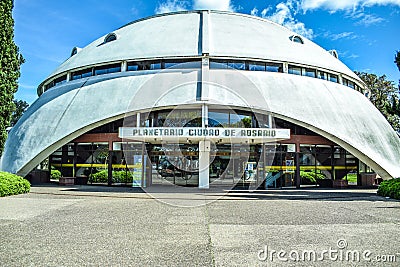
[119,127,290,143]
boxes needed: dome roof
[46,10,361,82]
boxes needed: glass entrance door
[148,144,199,187]
[209,144,263,188]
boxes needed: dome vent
[289,35,304,44]
[104,33,117,43]
[329,50,339,59]
[70,47,82,57]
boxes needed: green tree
[0,0,24,156]
[395,51,400,72]
[355,71,400,132]
[10,99,29,126]
[394,51,400,122]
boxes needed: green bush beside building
[0,171,31,197]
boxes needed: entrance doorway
[148,144,199,186]
[209,144,263,187]
[147,143,265,188]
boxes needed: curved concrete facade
[44,11,361,86]
[2,10,400,180]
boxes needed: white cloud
[193,0,235,11]
[250,7,258,16]
[300,0,400,11]
[155,0,189,14]
[323,31,357,41]
[251,1,314,39]
[352,12,385,26]
[340,50,360,59]
[18,83,36,89]
[155,0,235,13]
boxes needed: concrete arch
[2,70,400,179]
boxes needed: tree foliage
[0,0,24,156]
[395,51,400,72]
[10,99,29,126]
[355,71,400,133]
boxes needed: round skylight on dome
[104,33,117,43]
[289,35,304,44]
[70,47,81,57]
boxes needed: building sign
[285,159,295,173]
[119,127,290,143]
[132,155,142,187]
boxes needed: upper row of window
[210,60,342,84]
[43,58,359,92]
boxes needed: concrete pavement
[0,185,399,266]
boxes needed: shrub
[377,178,400,199]
[89,170,133,183]
[0,171,31,197]
[113,171,133,183]
[50,170,61,180]
[300,170,326,184]
[89,170,108,183]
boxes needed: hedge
[377,178,400,200]
[300,170,326,184]
[0,171,31,197]
[50,169,61,180]
[89,170,133,183]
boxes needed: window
[127,62,139,71]
[266,63,283,72]
[329,74,338,83]
[71,68,92,80]
[45,75,68,90]
[164,59,201,69]
[289,35,304,44]
[248,61,266,71]
[305,68,316,78]
[227,61,246,70]
[210,59,228,69]
[210,59,282,72]
[343,78,355,89]
[208,111,253,128]
[156,110,201,127]
[45,82,54,91]
[127,61,162,71]
[54,75,67,86]
[104,33,117,43]
[229,112,252,128]
[209,59,246,70]
[317,71,327,80]
[208,111,229,127]
[209,59,245,70]
[288,65,302,75]
[94,63,121,76]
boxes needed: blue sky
[13,0,400,104]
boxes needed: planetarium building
[2,10,400,189]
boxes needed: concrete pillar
[268,114,273,128]
[202,104,208,128]
[199,140,210,189]
[295,142,301,188]
[136,113,140,127]
[283,62,289,73]
[121,61,128,72]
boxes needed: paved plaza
[0,185,399,266]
